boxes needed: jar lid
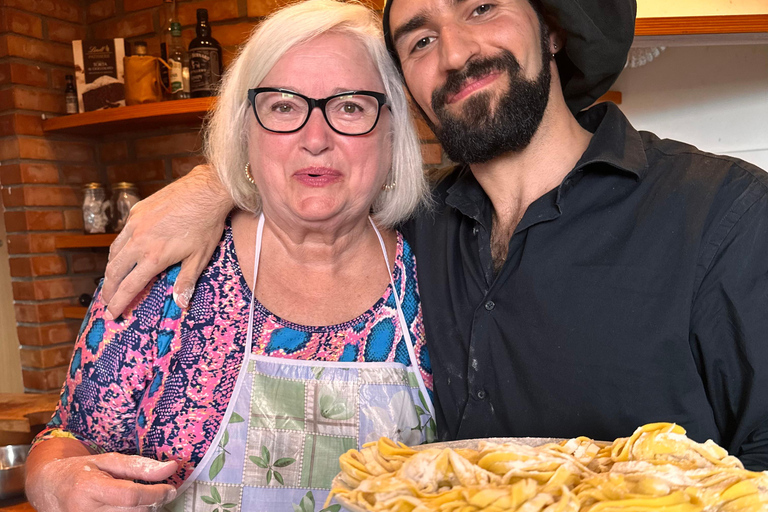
[83,182,103,189]
[113,182,137,189]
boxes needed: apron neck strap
[369,217,435,420]
[247,213,435,420]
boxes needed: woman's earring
[245,162,256,185]
[381,177,396,191]
[552,43,558,59]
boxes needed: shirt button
[476,389,487,400]
[484,300,495,311]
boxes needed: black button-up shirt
[401,102,768,470]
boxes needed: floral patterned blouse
[33,220,432,487]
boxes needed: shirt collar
[445,166,488,225]
[573,102,648,179]
[445,102,648,221]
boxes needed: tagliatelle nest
[327,423,768,512]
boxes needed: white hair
[204,0,428,228]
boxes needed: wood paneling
[0,208,23,393]
[636,14,768,36]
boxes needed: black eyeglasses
[248,88,389,136]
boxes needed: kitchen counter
[0,394,58,435]
[0,393,58,448]
[0,393,56,511]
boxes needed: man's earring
[245,162,256,185]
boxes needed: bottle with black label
[188,9,222,98]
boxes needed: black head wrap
[382,0,636,114]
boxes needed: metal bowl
[0,445,30,500]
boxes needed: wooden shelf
[42,97,215,136]
[63,306,88,319]
[42,89,623,139]
[55,233,117,249]
[636,14,768,37]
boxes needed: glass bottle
[160,0,178,50]
[168,22,185,99]
[112,182,141,232]
[189,9,222,98]
[181,51,191,99]
[134,41,148,56]
[159,0,178,100]
[82,183,110,234]
[65,74,78,114]
[160,42,170,98]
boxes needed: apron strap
[248,213,435,420]
[246,213,266,346]
[369,217,436,420]
[176,215,264,495]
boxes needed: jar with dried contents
[82,183,110,234]
[112,182,141,232]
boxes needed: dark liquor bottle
[160,42,170,98]
[188,9,222,98]
[65,74,78,114]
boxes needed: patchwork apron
[164,214,435,512]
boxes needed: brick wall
[0,0,97,392]
[1,0,443,393]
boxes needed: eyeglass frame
[247,87,390,136]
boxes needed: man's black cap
[382,0,637,114]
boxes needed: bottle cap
[196,8,208,21]
[83,182,104,189]
[171,22,182,37]
[65,74,73,80]
[134,41,148,55]
[113,182,137,189]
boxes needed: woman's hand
[27,451,178,512]
[101,163,233,319]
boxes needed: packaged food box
[72,38,127,112]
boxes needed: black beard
[431,48,551,164]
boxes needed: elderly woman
[24,1,434,511]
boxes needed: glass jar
[112,182,141,232]
[82,183,110,234]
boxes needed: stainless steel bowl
[0,445,30,500]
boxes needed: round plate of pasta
[328,423,768,511]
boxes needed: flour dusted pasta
[329,423,768,511]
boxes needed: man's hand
[102,164,233,319]
[27,452,178,512]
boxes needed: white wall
[612,44,768,171]
[0,198,23,393]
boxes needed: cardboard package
[72,39,126,112]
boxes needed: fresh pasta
[328,423,768,512]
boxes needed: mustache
[431,50,521,111]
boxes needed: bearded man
[100,0,768,468]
